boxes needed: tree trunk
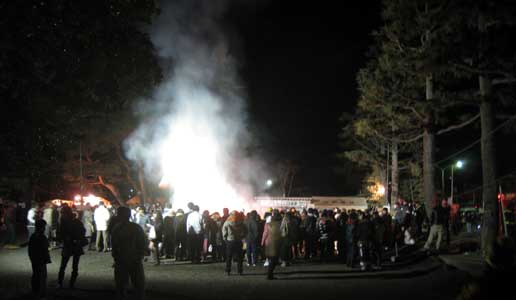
[391,141,399,204]
[479,75,499,262]
[423,128,435,219]
[423,74,436,219]
[138,162,147,207]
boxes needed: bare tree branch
[437,114,480,136]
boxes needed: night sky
[229,1,383,196]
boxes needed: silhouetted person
[57,208,85,288]
[28,219,51,299]
[186,205,202,264]
[111,206,146,300]
[262,209,282,280]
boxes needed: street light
[450,160,464,204]
[438,160,464,204]
[266,179,273,188]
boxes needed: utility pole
[80,141,84,205]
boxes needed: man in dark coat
[28,219,51,298]
[163,210,175,259]
[356,213,374,270]
[173,209,187,261]
[303,208,318,260]
[57,207,85,288]
[111,206,146,300]
[371,211,385,268]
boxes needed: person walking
[111,206,146,300]
[28,219,51,299]
[57,208,85,289]
[94,202,110,252]
[261,209,282,280]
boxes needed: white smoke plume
[124,0,261,213]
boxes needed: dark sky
[229,1,383,195]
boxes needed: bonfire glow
[158,104,247,214]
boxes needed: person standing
[245,211,259,267]
[424,200,447,251]
[261,209,282,280]
[42,203,54,242]
[371,211,385,269]
[94,202,110,252]
[345,212,358,268]
[111,206,146,300]
[173,209,187,261]
[82,203,95,250]
[148,210,163,265]
[442,200,451,247]
[222,211,246,275]
[201,210,216,262]
[303,208,318,261]
[186,205,202,264]
[28,219,51,299]
[162,210,175,259]
[27,203,38,244]
[57,208,85,289]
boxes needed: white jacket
[94,206,110,231]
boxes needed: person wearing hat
[28,219,51,299]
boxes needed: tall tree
[445,0,516,262]
[0,1,162,201]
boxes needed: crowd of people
[3,196,462,299]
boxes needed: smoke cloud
[124,0,262,212]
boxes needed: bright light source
[456,160,464,168]
[74,195,81,201]
[83,194,101,206]
[158,112,248,213]
[266,179,273,187]
[377,185,386,196]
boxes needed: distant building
[254,196,367,213]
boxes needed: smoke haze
[124,0,263,212]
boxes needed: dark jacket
[112,220,146,264]
[245,217,258,243]
[344,221,356,244]
[430,206,448,226]
[60,218,85,257]
[28,231,51,264]
[163,215,175,239]
[173,214,186,240]
[357,219,373,242]
[372,216,385,244]
[303,214,318,237]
